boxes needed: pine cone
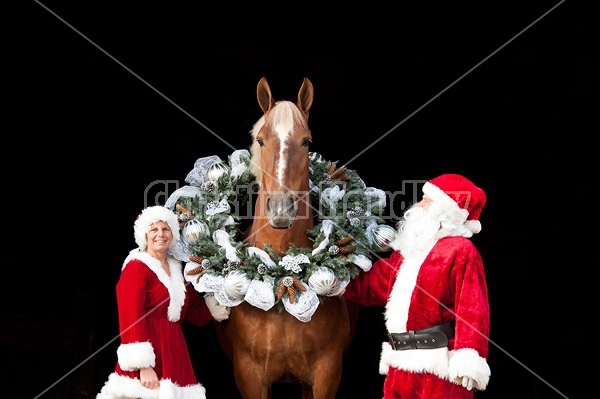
[287,286,296,304]
[331,166,348,179]
[189,255,205,264]
[276,282,287,300]
[292,278,306,292]
[327,163,349,181]
[186,265,204,275]
[176,203,191,214]
[338,245,356,255]
[176,204,194,226]
[335,236,354,246]
[327,163,337,176]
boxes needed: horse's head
[249,76,314,230]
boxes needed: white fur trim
[384,246,432,332]
[464,219,482,234]
[378,344,489,390]
[116,341,155,371]
[97,372,155,399]
[448,348,490,390]
[158,378,207,399]
[125,251,186,322]
[134,206,180,251]
[166,257,186,322]
[96,373,207,399]
[379,341,450,380]
[423,182,469,226]
[379,349,390,375]
[123,248,140,269]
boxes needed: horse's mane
[249,100,310,183]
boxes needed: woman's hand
[205,295,230,321]
[140,367,159,389]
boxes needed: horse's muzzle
[266,193,298,229]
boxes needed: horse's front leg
[302,298,352,399]
[301,381,314,399]
[232,353,271,399]
[299,357,342,399]
[309,356,344,399]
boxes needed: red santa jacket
[345,236,491,390]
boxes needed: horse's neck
[246,191,314,256]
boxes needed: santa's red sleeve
[444,238,491,390]
[183,284,214,326]
[115,261,156,371]
[344,251,402,306]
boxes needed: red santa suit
[97,249,213,399]
[344,174,491,399]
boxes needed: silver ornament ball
[372,224,397,251]
[182,219,210,244]
[309,152,325,163]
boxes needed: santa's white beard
[389,203,440,257]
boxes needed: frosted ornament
[223,270,251,300]
[206,161,231,182]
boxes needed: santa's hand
[205,295,230,321]
[461,376,474,391]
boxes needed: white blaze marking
[272,102,295,188]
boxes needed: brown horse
[214,77,359,399]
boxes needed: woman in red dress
[97,205,225,399]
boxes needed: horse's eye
[301,138,311,147]
[257,138,264,147]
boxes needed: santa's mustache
[391,204,440,254]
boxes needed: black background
[6,1,597,398]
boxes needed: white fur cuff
[117,341,155,371]
[447,348,490,390]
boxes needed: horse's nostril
[286,196,295,212]
[266,198,271,212]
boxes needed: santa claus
[344,173,491,399]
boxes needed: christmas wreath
[165,149,396,322]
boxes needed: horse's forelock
[269,101,307,132]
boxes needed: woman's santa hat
[422,174,486,234]
[133,205,180,250]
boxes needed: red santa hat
[134,205,180,250]
[422,174,486,234]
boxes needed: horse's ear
[297,78,314,117]
[257,76,275,114]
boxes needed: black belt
[388,320,455,350]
